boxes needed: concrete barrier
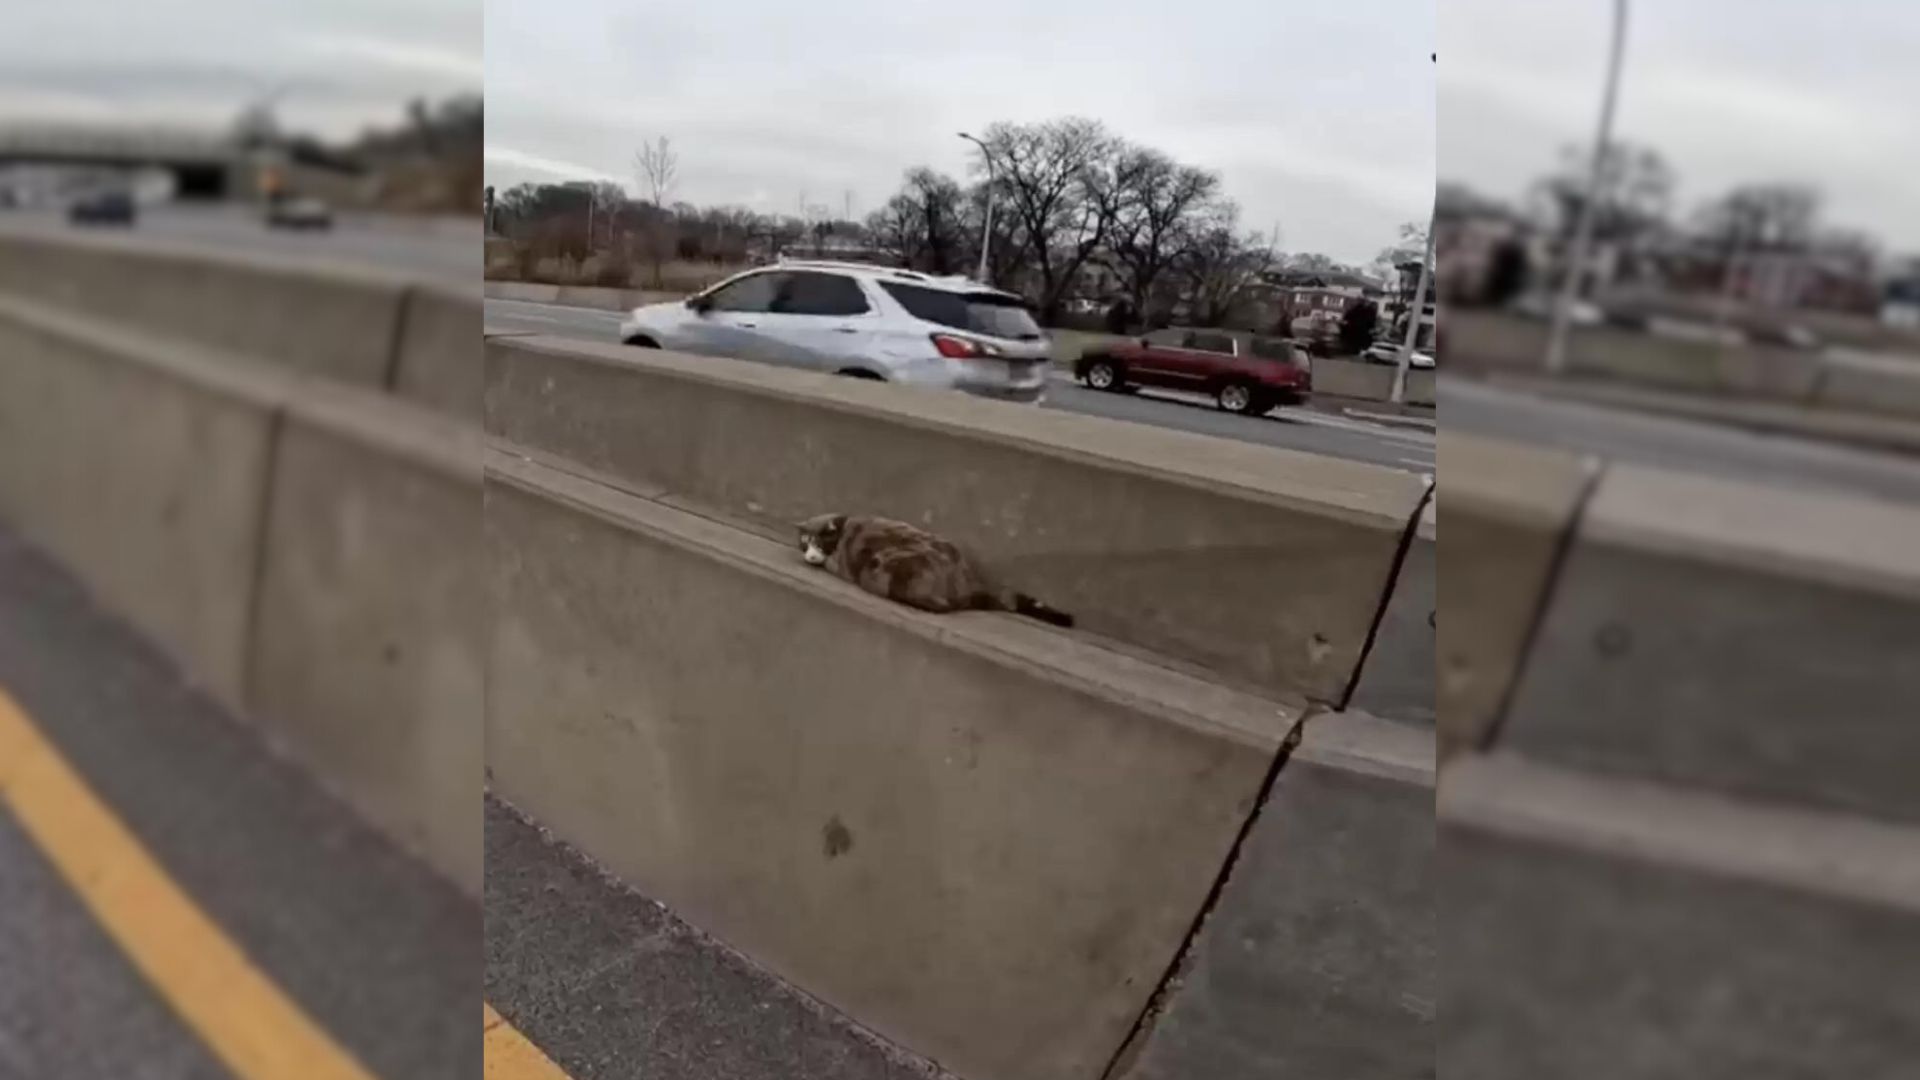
[0,238,483,894]
[1435,432,1595,756]
[1441,752,1920,1079]
[245,387,483,890]
[482,280,561,304]
[1815,350,1920,420]
[0,230,405,388]
[1499,462,1920,823]
[1311,357,1396,400]
[483,279,682,312]
[1117,710,1434,1079]
[484,450,1293,1080]
[486,335,1428,705]
[1407,367,1437,406]
[0,294,287,710]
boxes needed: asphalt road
[484,298,1438,474]
[0,525,477,1080]
[1442,377,1920,505]
[486,796,955,1079]
[0,203,478,288]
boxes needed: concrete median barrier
[1435,432,1596,756]
[245,387,483,890]
[0,238,484,895]
[0,294,287,709]
[0,230,405,389]
[487,335,1427,705]
[484,450,1293,1080]
[1441,752,1920,1079]
[1498,462,1920,823]
[1117,709,1434,1080]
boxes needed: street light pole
[1545,0,1629,375]
[1391,222,1435,404]
[958,131,995,284]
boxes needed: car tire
[1216,382,1260,415]
[1084,359,1124,392]
[623,336,661,348]
[835,368,884,380]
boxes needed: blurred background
[0,3,481,1079]
[0,0,480,282]
[1438,4,1920,1078]
[1438,0,1920,483]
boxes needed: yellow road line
[0,685,379,1080]
[484,1003,574,1079]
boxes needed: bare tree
[1104,147,1220,324]
[1371,221,1430,283]
[633,136,680,286]
[1531,140,1674,243]
[1696,183,1821,253]
[980,117,1122,320]
[866,167,970,273]
[1177,204,1275,327]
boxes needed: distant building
[1259,268,1383,336]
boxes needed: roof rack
[774,257,930,281]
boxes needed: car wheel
[623,336,660,348]
[1085,359,1123,391]
[1216,382,1259,414]
[835,368,884,380]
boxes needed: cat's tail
[1009,592,1075,629]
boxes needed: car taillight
[931,333,1002,360]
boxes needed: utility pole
[1546,0,1629,375]
[1390,222,1435,404]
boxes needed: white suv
[619,260,1052,403]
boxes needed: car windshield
[880,282,1044,340]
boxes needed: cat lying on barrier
[796,513,1074,628]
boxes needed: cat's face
[796,513,847,567]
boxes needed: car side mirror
[687,295,712,313]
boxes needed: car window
[706,272,785,313]
[774,271,870,316]
[878,282,1044,340]
[1187,332,1236,354]
[1250,337,1296,362]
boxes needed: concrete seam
[1334,478,1435,712]
[1478,455,1606,751]
[380,284,417,393]
[1094,708,1314,1080]
[236,401,289,727]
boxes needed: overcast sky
[485,0,1435,267]
[1442,0,1920,252]
[0,0,479,140]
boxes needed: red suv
[1073,328,1311,415]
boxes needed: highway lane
[484,298,1437,474]
[0,525,476,1080]
[0,204,478,288]
[1442,377,1920,505]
